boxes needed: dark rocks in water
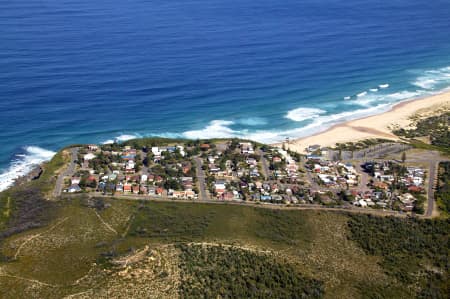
[30,166,43,180]
[12,165,43,187]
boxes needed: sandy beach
[285,91,450,153]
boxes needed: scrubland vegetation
[394,112,450,153]
[437,162,450,215]
[177,243,324,298]
[348,214,449,298]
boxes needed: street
[53,147,78,198]
[194,156,208,201]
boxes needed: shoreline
[282,90,450,153]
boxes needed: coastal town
[60,137,435,216]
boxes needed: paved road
[141,150,149,176]
[303,163,320,192]
[194,156,208,200]
[426,162,438,217]
[404,151,448,218]
[357,164,371,193]
[257,149,270,180]
[65,192,411,218]
[53,147,78,198]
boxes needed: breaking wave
[183,120,237,139]
[236,117,267,126]
[285,107,326,122]
[351,89,427,107]
[0,146,56,192]
[412,66,450,90]
[102,133,142,144]
[357,91,367,97]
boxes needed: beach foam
[237,117,267,126]
[412,66,450,90]
[352,89,426,107]
[357,91,368,97]
[0,146,56,192]
[244,103,396,144]
[115,134,141,142]
[102,133,141,144]
[217,103,396,144]
[379,84,389,89]
[183,120,237,139]
[285,107,326,122]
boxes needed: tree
[401,151,406,164]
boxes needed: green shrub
[177,244,324,298]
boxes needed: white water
[0,146,56,192]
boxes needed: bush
[177,244,324,299]
[347,214,449,296]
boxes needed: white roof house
[68,184,81,193]
[358,199,368,207]
[84,153,96,161]
[151,147,161,156]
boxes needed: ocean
[1,0,450,191]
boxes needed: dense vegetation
[348,214,449,298]
[394,112,450,153]
[254,209,311,246]
[437,162,450,215]
[177,244,324,299]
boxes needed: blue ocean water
[1,0,450,190]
